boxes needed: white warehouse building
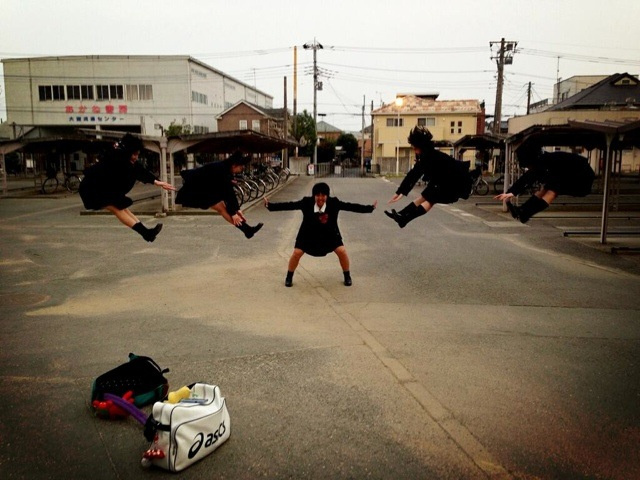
[1,55,273,137]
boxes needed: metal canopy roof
[503,118,640,244]
[0,128,297,155]
[453,134,505,149]
[506,119,640,151]
[453,134,506,156]
[172,130,297,154]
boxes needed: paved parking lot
[1,175,639,479]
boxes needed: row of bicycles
[233,165,291,207]
[470,171,504,196]
[41,172,82,194]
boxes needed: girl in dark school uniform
[79,134,175,242]
[176,152,263,238]
[265,182,376,287]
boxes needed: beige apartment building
[372,94,484,174]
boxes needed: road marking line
[314,285,513,479]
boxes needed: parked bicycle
[469,169,489,196]
[231,162,292,208]
[233,183,246,207]
[41,171,82,194]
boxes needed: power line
[518,48,640,66]
[327,45,487,54]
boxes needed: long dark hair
[407,126,434,151]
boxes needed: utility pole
[526,81,532,114]
[361,95,365,174]
[283,76,288,169]
[490,38,517,134]
[303,39,323,167]
[293,46,297,140]
[370,100,374,168]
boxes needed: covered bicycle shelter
[138,129,297,212]
[0,130,111,196]
[1,129,296,210]
[453,133,506,174]
[504,119,640,244]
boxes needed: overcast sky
[1,0,639,131]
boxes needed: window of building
[126,85,139,101]
[81,85,94,100]
[252,119,260,131]
[191,91,207,104]
[39,85,67,101]
[96,84,123,101]
[193,125,210,134]
[386,118,404,127]
[52,85,65,100]
[417,117,435,126]
[139,85,153,100]
[67,85,81,100]
[239,120,248,130]
[96,85,110,100]
[38,86,52,101]
[127,84,153,101]
[109,85,124,100]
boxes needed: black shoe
[506,201,519,220]
[147,223,163,242]
[248,222,263,239]
[343,273,352,286]
[384,209,407,228]
[238,222,263,239]
[285,277,293,287]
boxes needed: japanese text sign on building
[65,105,128,114]
[65,104,128,123]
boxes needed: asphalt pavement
[1,175,639,479]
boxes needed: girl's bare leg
[285,248,304,287]
[288,248,305,272]
[105,206,139,227]
[334,246,350,272]
[539,189,557,205]
[211,201,234,225]
[417,199,434,213]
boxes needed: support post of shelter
[600,134,614,244]
[169,151,175,211]
[160,136,169,213]
[1,153,6,196]
[502,143,513,212]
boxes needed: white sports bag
[144,383,231,472]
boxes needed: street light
[395,97,403,175]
